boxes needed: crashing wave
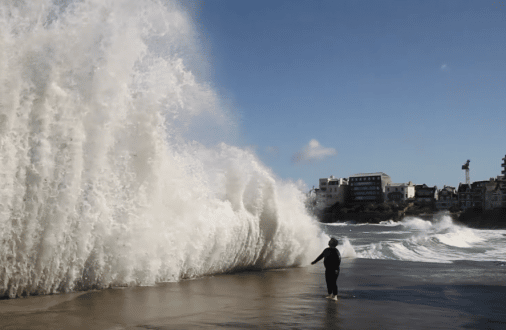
[0,0,325,298]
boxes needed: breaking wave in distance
[0,0,325,298]
[354,214,506,263]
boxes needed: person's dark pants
[325,269,339,295]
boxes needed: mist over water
[0,0,325,298]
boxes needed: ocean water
[325,212,506,264]
[317,215,506,329]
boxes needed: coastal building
[484,179,503,210]
[502,154,506,179]
[436,186,458,210]
[414,184,438,205]
[317,176,349,207]
[458,181,487,210]
[348,172,391,204]
[384,182,415,202]
[485,154,506,210]
[458,183,472,210]
[501,155,506,208]
[471,181,488,208]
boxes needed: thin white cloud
[441,64,448,71]
[291,139,336,163]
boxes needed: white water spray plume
[0,0,325,298]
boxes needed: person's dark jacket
[311,247,341,270]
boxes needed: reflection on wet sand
[1,259,505,329]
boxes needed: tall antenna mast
[462,160,470,184]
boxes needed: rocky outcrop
[320,201,432,223]
[455,207,506,229]
[317,201,506,229]
[319,201,458,224]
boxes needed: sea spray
[350,214,506,263]
[339,237,357,259]
[0,0,326,298]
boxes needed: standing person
[311,237,341,301]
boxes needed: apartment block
[349,172,391,204]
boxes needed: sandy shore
[1,258,505,329]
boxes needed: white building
[384,182,415,202]
[318,175,349,207]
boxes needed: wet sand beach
[2,258,505,330]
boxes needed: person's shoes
[332,295,338,301]
[326,295,333,299]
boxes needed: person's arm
[311,249,327,265]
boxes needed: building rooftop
[386,182,414,187]
[350,172,390,178]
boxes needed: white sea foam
[0,0,325,298]
[434,227,484,248]
[400,217,434,231]
[378,220,401,227]
[353,215,506,263]
[339,237,357,259]
[323,222,350,226]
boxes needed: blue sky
[190,0,506,190]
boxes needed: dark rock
[316,201,458,225]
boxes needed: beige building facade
[318,175,349,207]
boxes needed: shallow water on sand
[2,216,505,329]
[2,258,505,330]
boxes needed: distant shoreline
[317,202,506,229]
[454,207,506,229]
